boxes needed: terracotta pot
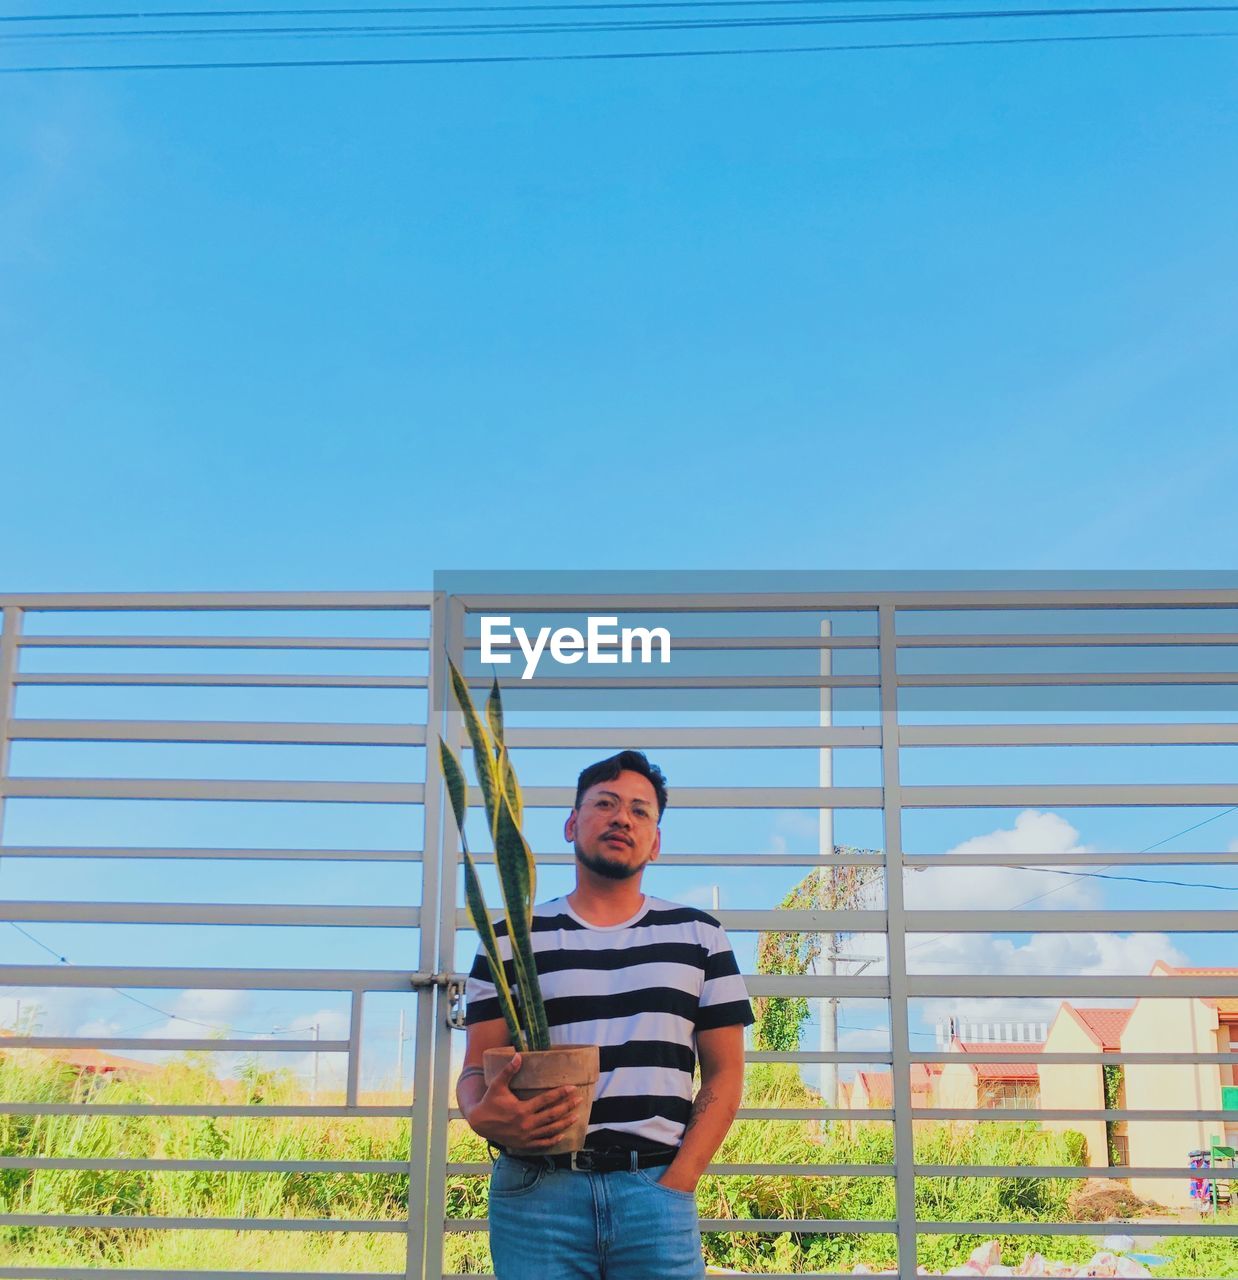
[483,1044,600,1156]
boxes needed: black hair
[574,751,668,820]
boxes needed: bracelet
[458,1065,486,1084]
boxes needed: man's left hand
[657,1168,699,1195]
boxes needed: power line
[0,0,1158,20]
[3,922,298,1037]
[907,804,1238,955]
[8,2,1236,42]
[2,25,1235,69]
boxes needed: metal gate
[1,587,1237,1279]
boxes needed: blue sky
[2,22,1237,1090]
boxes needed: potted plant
[438,658,599,1154]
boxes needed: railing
[1,587,1237,1278]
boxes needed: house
[0,1028,157,1081]
[848,1064,940,1112]
[1120,963,1238,1208]
[851,1070,892,1110]
[936,1039,1041,1111]
[1040,1004,1133,1168]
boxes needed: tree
[753,855,883,1058]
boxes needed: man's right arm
[458,1018,580,1151]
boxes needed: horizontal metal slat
[910,1050,1238,1065]
[902,782,1238,806]
[747,1050,893,1065]
[907,974,1238,997]
[0,1271,399,1280]
[0,1104,414,1117]
[498,725,881,748]
[0,904,420,927]
[445,1107,890,1121]
[504,785,885,809]
[460,674,878,690]
[21,635,429,651]
[439,1275,861,1280]
[0,591,432,609]
[15,673,427,688]
[9,719,427,745]
[0,846,423,862]
[902,722,1238,746]
[0,1214,407,1233]
[465,634,879,651]
[1,778,423,803]
[914,1164,1235,1179]
[902,670,1238,686]
[904,849,1236,866]
[8,1036,344,1053]
[0,1157,407,1173]
[903,909,1238,934]
[456,588,1238,610]
[452,908,887,935]
[744,974,889,997]
[0,964,416,990]
[444,1216,897,1233]
[916,1108,1235,1121]
[465,850,886,867]
[916,1221,1237,1237]
[446,1162,893,1177]
[899,631,1238,648]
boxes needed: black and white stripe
[465,896,754,1149]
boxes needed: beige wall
[1041,1009,1108,1168]
[936,1061,979,1111]
[1122,996,1222,1208]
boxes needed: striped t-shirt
[465,895,754,1151]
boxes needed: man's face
[565,770,662,882]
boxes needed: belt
[504,1147,677,1173]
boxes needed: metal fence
[0,588,1236,1280]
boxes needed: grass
[1,1055,1235,1275]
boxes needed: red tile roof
[0,1029,157,1076]
[1151,963,1238,1018]
[854,1071,892,1106]
[1068,1006,1133,1051]
[952,1039,1041,1081]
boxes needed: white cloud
[674,883,725,910]
[900,811,1191,1034]
[912,932,1190,1031]
[904,810,1097,912]
[837,1026,891,1053]
[74,1017,124,1040]
[276,1007,351,1092]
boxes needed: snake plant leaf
[485,676,505,757]
[494,788,551,1051]
[447,658,500,835]
[438,736,524,1048]
[496,743,531,903]
[461,850,525,1052]
[438,738,469,835]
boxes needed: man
[456,750,753,1279]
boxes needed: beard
[575,841,644,881]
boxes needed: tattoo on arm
[684,1084,719,1134]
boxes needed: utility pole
[396,1008,405,1090]
[311,1023,320,1101]
[818,620,837,1109]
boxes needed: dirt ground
[1068,1180,1169,1222]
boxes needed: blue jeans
[488,1155,706,1280]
